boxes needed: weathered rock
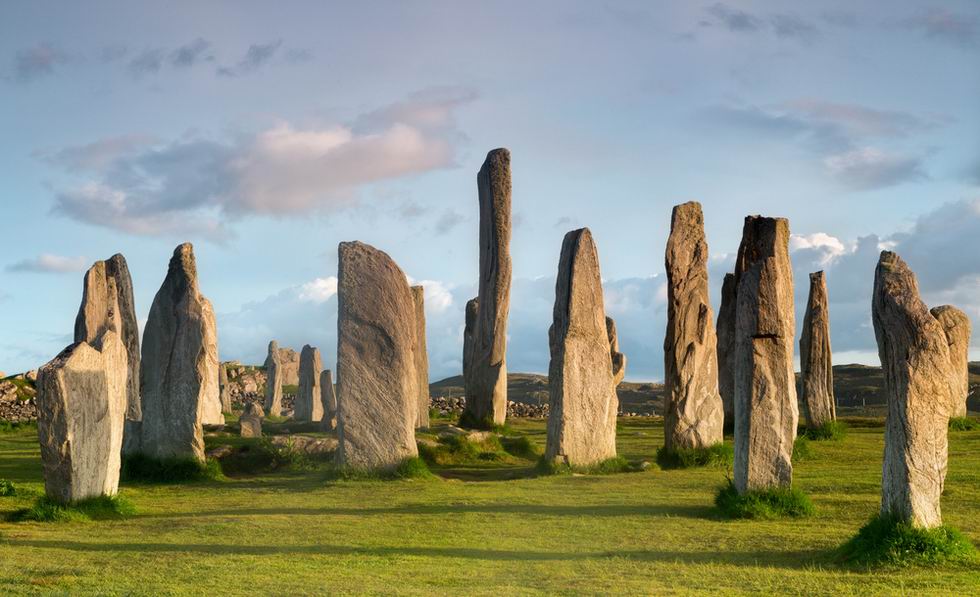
[263,341,283,417]
[732,216,798,494]
[462,148,512,427]
[239,402,263,438]
[663,202,724,451]
[199,298,223,425]
[295,345,323,422]
[336,241,419,470]
[873,251,954,528]
[411,286,430,429]
[320,369,337,431]
[800,271,836,430]
[930,305,971,418]
[278,347,301,386]
[218,365,232,413]
[270,434,338,456]
[606,317,626,386]
[139,243,216,462]
[545,228,618,466]
[36,330,127,503]
[716,273,737,423]
[462,297,479,401]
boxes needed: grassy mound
[837,515,978,567]
[535,455,635,476]
[121,453,223,483]
[500,435,540,460]
[0,420,36,434]
[324,456,435,481]
[948,417,979,431]
[656,443,732,469]
[804,420,848,441]
[7,494,135,522]
[714,481,815,519]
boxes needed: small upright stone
[462,297,479,399]
[606,317,627,386]
[336,241,419,470]
[930,305,971,418]
[873,251,954,528]
[732,216,798,494]
[320,369,337,431]
[263,340,283,417]
[545,228,618,467]
[716,273,737,423]
[663,201,724,451]
[295,345,323,422]
[462,148,512,427]
[139,243,217,462]
[37,330,128,503]
[199,299,223,426]
[218,365,232,413]
[411,286,430,428]
[800,271,836,430]
[239,402,264,438]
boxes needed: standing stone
[545,228,618,466]
[462,148,512,427]
[606,317,627,386]
[462,297,479,402]
[873,251,953,528]
[199,299,223,425]
[239,402,263,438]
[800,271,836,430]
[295,345,323,422]
[663,202,724,451]
[732,216,798,494]
[411,286,430,429]
[218,365,232,413]
[139,243,216,462]
[930,305,971,418]
[336,241,418,470]
[716,273,737,424]
[263,341,283,417]
[320,369,337,431]
[278,348,301,386]
[37,330,128,503]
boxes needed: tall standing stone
[218,364,232,413]
[732,216,798,494]
[38,330,128,503]
[336,241,418,470]
[606,317,627,386]
[263,340,283,417]
[320,369,337,431]
[139,243,216,462]
[716,273,737,424]
[545,228,618,466]
[462,148,512,427]
[873,251,953,528]
[295,345,323,422]
[930,305,971,419]
[663,202,724,451]
[199,299,223,425]
[278,347,301,386]
[411,286,430,429]
[800,271,836,430]
[462,297,479,402]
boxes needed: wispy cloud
[217,39,282,76]
[12,43,70,82]
[6,254,88,274]
[901,8,979,48]
[170,38,213,68]
[701,3,819,42]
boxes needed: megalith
[36,330,128,503]
[218,364,232,413]
[336,241,419,470]
[295,344,323,422]
[606,317,627,386]
[239,402,263,438]
[462,148,512,427]
[716,273,737,424]
[663,201,724,451]
[800,271,836,430]
[411,286,430,429]
[873,251,954,528]
[732,216,798,494]
[320,369,337,431]
[545,228,618,466]
[139,243,216,462]
[199,298,223,425]
[930,305,971,419]
[263,340,283,416]
[462,297,479,401]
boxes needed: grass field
[1,417,979,595]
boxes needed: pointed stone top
[810,270,825,283]
[268,340,279,351]
[670,201,704,226]
[164,242,198,297]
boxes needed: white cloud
[6,254,88,273]
[823,147,926,190]
[790,232,847,265]
[298,277,338,303]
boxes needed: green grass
[792,436,814,462]
[7,494,135,523]
[714,481,815,519]
[656,443,732,469]
[1,416,980,593]
[324,457,435,481]
[0,479,15,497]
[121,453,224,483]
[535,455,636,476]
[837,514,978,567]
[0,421,36,434]
[949,417,979,431]
[805,420,848,441]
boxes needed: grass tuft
[792,436,813,462]
[536,455,635,476]
[0,420,37,434]
[7,494,136,522]
[0,478,16,496]
[804,420,848,441]
[500,435,539,460]
[656,443,732,469]
[837,514,978,567]
[325,457,435,481]
[948,417,979,431]
[121,453,223,483]
[714,481,815,519]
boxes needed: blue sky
[1,1,978,381]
